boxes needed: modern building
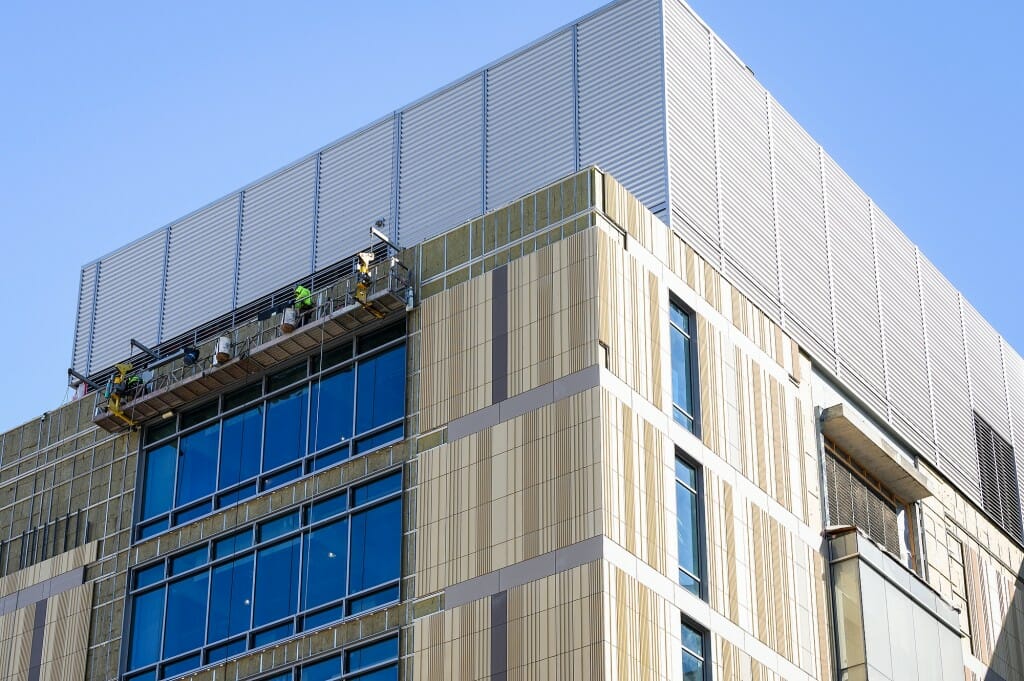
[0,0,1020,679]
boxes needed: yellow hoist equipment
[103,363,140,428]
[354,251,384,318]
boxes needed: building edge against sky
[0,0,1020,680]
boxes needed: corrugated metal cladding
[872,208,933,456]
[713,39,777,318]
[315,119,395,271]
[71,264,97,374]
[663,0,717,260]
[918,255,978,496]
[577,0,666,215]
[770,99,833,365]
[822,155,886,415]
[235,157,317,307]
[1003,343,1024,504]
[161,195,240,342]
[963,302,1010,437]
[485,31,575,212]
[89,231,166,373]
[397,76,484,248]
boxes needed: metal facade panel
[161,195,239,342]
[873,208,934,456]
[770,100,833,363]
[823,154,886,412]
[963,301,1011,437]
[713,40,777,315]
[235,157,317,306]
[663,0,717,255]
[316,119,395,271]
[486,31,575,211]
[397,76,484,247]
[72,264,97,374]
[90,231,166,373]
[577,0,666,213]
[919,255,978,497]
[1002,342,1024,492]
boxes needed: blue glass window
[355,344,405,434]
[681,621,706,681]
[128,589,164,669]
[177,423,219,506]
[675,455,702,596]
[309,367,354,453]
[670,301,698,433]
[302,656,341,681]
[164,571,208,657]
[349,498,401,593]
[142,445,175,520]
[254,537,301,626]
[264,386,309,471]
[208,555,253,642]
[220,406,263,487]
[303,518,348,609]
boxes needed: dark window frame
[675,449,706,601]
[680,616,709,681]
[670,298,700,437]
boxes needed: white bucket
[214,336,232,364]
[281,307,297,333]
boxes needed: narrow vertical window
[675,454,703,597]
[670,300,698,433]
[681,620,707,681]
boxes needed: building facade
[1,1,1022,680]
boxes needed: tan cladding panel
[703,472,831,679]
[415,389,602,594]
[412,598,491,681]
[0,581,93,681]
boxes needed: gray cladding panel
[714,40,777,314]
[72,264,97,374]
[823,154,886,411]
[1003,342,1024,479]
[770,99,833,362]
[397,76,484,248]
[316,119,395,271]
[963,301,1010,437]
[486,30,575,211]
[236,157,317,306]
[577,0,666,212]
[873,208,934,455]
[90,230,166,372]
[161,195,239,342]
[919,255,977,495]
[664,0,717,255]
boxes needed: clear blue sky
[0,0,1020,432]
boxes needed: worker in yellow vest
[294,285,313,312]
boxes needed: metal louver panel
[316,119,395,271]
[963,301,1011,436]
[72,263,97,375]
[825,449,901,557]
[577,0,666,213]
[873,207,934,457]
[90,231,167,372]
[161,195,239,342]
[1002,342,1024,515]
[823,154,886,413]
[235,157,317,306]
[663,0,717,256]
[713,40,777,316]
[486,30,575,211]
[919,256,977,497]
[397,76,483,247]
[771,100,833,363]
[974,412,1023,541]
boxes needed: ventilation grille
[825,443,902,556]
[975,412,1023,541]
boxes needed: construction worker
[294,285,313,312]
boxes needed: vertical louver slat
[664,0,718,257]
[235,157,318,307]
[825,447,901,556]
[486,31,575,211]
[72,263,98,375]
[577,0,666,214]
[771,99,833,364]
[89,231,166,372]
[315,119,395,270]
[823,154,886,414]
[397,76,484,247]
[713,40,778,317]
[161,196,239,342]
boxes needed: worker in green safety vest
[294,285,313,312]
